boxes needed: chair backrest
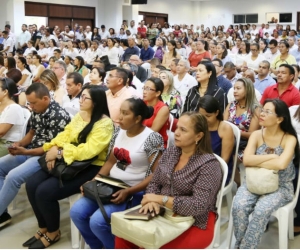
[210,154,228,246]
[224,121,241,185]
[20,107,31,139]
[167,114,175,148]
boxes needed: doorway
[138,11,168,25]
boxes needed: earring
[195,141,198,145]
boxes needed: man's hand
[8,146,27,156]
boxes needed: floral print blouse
[162,88,182,119]
[227,101,252,132]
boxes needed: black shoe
[22,230,43,247]
[0,212,11,228]
[29,231,60,249]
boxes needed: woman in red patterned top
[188,40,211,69]
[115,112,223,249]
[143,77,169,148]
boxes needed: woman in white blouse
[102,38,119,67]
[46,39,58,61]
[38,42,49,62]
[63,41,78,60]
[16,57,32,88]
[23,40,37,57]
[0,78,25,157]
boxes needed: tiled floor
[0,186,300,249]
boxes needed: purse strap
[93,181,111,224]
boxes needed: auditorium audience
[162,40,181,69]
[32,54,45,82]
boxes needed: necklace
[238,102,246,109]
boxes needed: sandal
[28,231,61,249]
[22,230,43,247]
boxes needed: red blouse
[188,51,212,67]
[143,100,168,148]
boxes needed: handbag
[38,154,97,187]
[246,167,279,195]
[111,205,195,249]
[82,176,131,223]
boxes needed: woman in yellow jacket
[23,85,114,249]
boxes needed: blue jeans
[70,192,143,249]
[0,154,40,215]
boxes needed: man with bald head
[128,55,147,82]
[121,37,140,63]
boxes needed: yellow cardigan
[43,114,114,166]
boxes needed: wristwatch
[162,196,169,206]
[57,149,62,160]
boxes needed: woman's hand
[141,193,162,206]
[139,202,161,217]
[47,159,56,171]
[111,189,130,204]
[45,146,59,162]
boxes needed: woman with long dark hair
[24,85,114,249]
[74,56,89,78]
[0,78,24,157]
[16,57,32,88]
[143,77,169,148]
[188,40,211,68]
[183,61,227,113]
[91,27,101,41]
[198,95,234,184]
[162,40,181,69]
[232,99,299,249]
[70,97,164,249]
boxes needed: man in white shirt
[84,26,92,40]
[75,26,84,40]
[127,20,137,38]
[52,61,67,89]
[251,24,259,40]
[173,59,198,104]
[263,24,272,39]
[17,24,31,53]
[63,72,83,117]
[61,25,74,42]
[41,28,57,48]
[264,39,280,63]
[99,25,110,40]
[4,25,15,45]
[0,31,14,53]
[288,36,298,53]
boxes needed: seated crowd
[0,20,300,249]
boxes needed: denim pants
[0,154,40,215]
[70,192,144,249]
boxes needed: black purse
[38,154,97,187]
[82,176,131,223]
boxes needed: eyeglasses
[80,94,92,102]
[142,86,156,92]
[258,108,275,116]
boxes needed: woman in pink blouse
[115,112,223,249]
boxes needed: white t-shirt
[243,54,265,71]
[99,30,110,39]
[21,68,32,88]
[24,47,37,56]
[173,73,198,105]
[63,48,79,59]
[0,104,25,141]
[109,127,154,186]
[3,37,14,53]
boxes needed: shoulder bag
[38,154,97,187]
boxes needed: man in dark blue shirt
[121,37,139,62]
[212,58,232,94]
[140,38,154,63]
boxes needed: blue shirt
[0,37,4,44]
[254,75,276,94]
[290,49,300,64]
[140,47,154,62]
[122,46,140,62]
[217,75,232,94]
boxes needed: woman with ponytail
[70,97,164,249]
[0,77,25,157]
[16,57,32,88]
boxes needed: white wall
[134,0,196,25]
[198,0,298,30]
